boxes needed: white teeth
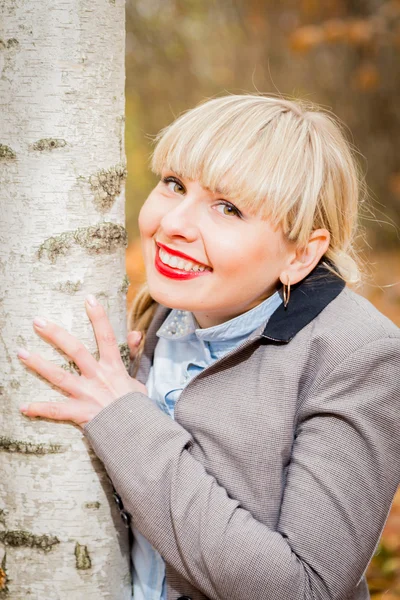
[158,246,210,272]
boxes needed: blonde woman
[18,95,400,600]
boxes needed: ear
[280,229,330,286]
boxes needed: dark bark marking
[0,511,6,527]
[0,145,16,160]
[63,343,129,373]
[0,531,60,553]
[30,138,67,152]
[119,274,130,295]
[61,343,130,375]
[61,360,81,375]
[74,542,91,569]
[6,39,18,49]
[73,222,128,254]
[89,164,127,212]
[37,233,72,263]
[55,280,83,295]
[119,343,130,371]
[0,437,65,455]
[84,502,100,510]
[0,553,8,596]
[38,222,127,263]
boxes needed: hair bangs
[151,97,305,221]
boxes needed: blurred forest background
[123,1,400,597]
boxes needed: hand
[17,295,147,429]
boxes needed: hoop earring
[283,276,291,309]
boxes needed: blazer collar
[262,261,345,343]
[135,261,345,383]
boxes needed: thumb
[127,330,142,359]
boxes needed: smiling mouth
[158,246,212,272]
[154,245,212,279]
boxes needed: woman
[18,94,400,600]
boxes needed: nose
[159,195,200,242]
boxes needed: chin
[147,282,194,311]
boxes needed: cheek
[209,230,284,278]
[138,196,162,238]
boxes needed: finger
[20,399,93,427]
[85,295,121,364]
[127,331,142,359]
[17,348,84,397]
[32,317,98,378]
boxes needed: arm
[83,337,400,600]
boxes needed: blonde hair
[128,94,365,356]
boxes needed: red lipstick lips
[155,243,211,280]
[156,242,209,267]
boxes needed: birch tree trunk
[0,1,132,598]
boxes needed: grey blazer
[84,264,400,600]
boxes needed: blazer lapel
[262,261,345,343]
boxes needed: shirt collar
[157,291,282,343]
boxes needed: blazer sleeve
[83,337,400,600]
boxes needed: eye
[162,176,186,195]
[214,201,242,219]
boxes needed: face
[138,170,296,328]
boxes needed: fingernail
[20,404,28,413]
[17,347,30,359]
[86,294,97,307]
[33,317,47,328]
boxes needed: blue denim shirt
[131,291,282,599]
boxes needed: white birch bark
[0,1,132,598]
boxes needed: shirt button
[120,509,131,528]
[112,491,124,511]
